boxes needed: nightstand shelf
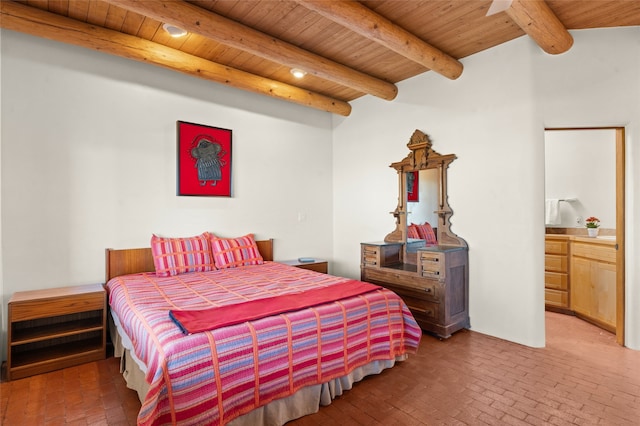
[278,259,328,274]
[7,284,107,380]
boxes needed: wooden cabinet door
[571,257,592,317]
[592,261,616,328]
[570,256,616,331]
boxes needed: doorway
[544,127,625,345]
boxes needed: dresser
[361,242,469,339]
[359,130,469,338]
[544,235,570,311]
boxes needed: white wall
[545,129,616,229]
[332,27,640,349]
[0,31,334,359]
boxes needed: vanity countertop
[546,234,616,246]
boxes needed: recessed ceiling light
[162,23,187,38]
[290,68,307,78]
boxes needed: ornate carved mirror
[384,130,466,259]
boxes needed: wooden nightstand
[7,283,107,380]
[278,259,328,274]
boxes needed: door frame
[545,126,625,345]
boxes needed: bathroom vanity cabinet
[570,238,617,332]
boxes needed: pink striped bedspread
[106,262,421,425]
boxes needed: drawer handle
[423,271,440,276]
[422,257,439,262]
[412,307,434,317]
[424,287,433,293]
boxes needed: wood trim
[615,127,625,345]
[256,239,274,264]
[0,1,352,116]
[103,0,398,101]
[105,239,275,282]
[295,0,463,80]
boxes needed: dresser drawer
[362,245,380,266]
[361,243,402,267]
[545,271,568,290]
[362,268,439,302]
[379,283,439,319]
[404,297,439,320]
[419,251,445,279]
[545,254,567,273]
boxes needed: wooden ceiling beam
[103,0,398,101]
[294,0,463,80]
[0,1,351,116]
[488,0,573,54]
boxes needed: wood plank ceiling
[2,0,640,116]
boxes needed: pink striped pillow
[150,232,215,277]
[407,224,420,239]
[210,233,264,269]
[413,222,437,245]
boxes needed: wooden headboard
[105,238,274,283]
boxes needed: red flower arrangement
[585,216,600,228]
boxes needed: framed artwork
[177,121,232,197]
[407,171,419,202]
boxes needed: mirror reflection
[407,169,439,232]
[405,169,439,252]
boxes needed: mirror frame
[384,129,466,248]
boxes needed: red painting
[177,121,232,197]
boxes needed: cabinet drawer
[378,283,439,319]
[361,244,402,267]
[545,240,568,255]
[10,292,104,322]
[404,297,439,320]
[419,251,445,279]
[545,289,568,308]
[545,272,568,290]
[572,242,616,263]
[362,268,439,302]
[362,245,380,266]
[545,254,567,273]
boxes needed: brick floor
[1,311,639,425]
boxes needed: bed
[105,235,422,425]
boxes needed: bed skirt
[109,313,407,425]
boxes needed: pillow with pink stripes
[210,233,264,269]
[150,232,215,277]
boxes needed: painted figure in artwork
[191,136,225,186]
[406,171,415,195]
